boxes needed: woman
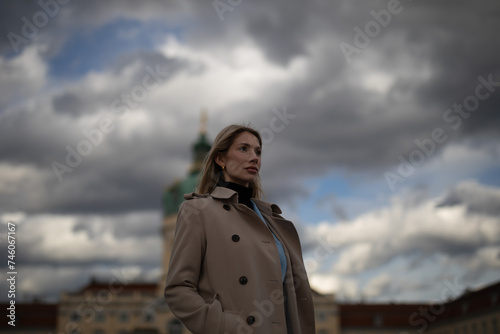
[164,124,315,334]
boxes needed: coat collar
[210,186,283,216]
[210,186,239,202]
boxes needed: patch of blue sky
[477,165,500,187]
[297,171,388,225]
[48,18,184,79]
[394,158,500,201]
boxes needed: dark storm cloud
[0,47,202,214]
[0,1,44,54]
[437,181,500,216]
[1,0,500,214]
[227,0,500,174]
[0,107,193,215]
[244,1,310,65]
[52,92,84,115]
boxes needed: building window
[318,330,329,334]
[70,311,81,322]
[317,311,327,322]
[462,302,469,314]
[482,321,488,334]
[95,312,106,323]
[472,323,478,334]
[142,312,155,323]
[373,314,383,327]
[117,331,128,334]
[493,318,499,334]
[94,330,105,334]
[68,326,81,334]
[168,319,183,334]
[464,325,469,334]
[492,293,499,305]
[118,312,130,323]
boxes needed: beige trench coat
[164,186,316,334]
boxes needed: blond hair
[196,124,264,198]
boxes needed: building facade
[428,282,500,334]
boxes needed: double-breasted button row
[223,204,230,211]
[239,276,248,285]
[247,315,255,325]
[232,234,240,242]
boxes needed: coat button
[223,204,230,211]
[239,276,248,285]
[247,315,255,325]
[232,235,240,242]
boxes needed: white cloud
[0,46,47,110]
[309,273,358,299]
[17,212,161,264]
[0,163,40,194]
[17,266,86,299]
[304,180,500,300]
[157,36,308,114]
[0,211,163,301]
[421,140,500,183]
[363,273,392,299]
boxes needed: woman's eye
[239,146,247,151]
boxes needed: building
[336,280,500,334]
[428,281,500,334]
[5,280,499,333]
[56,280,178,334]
[339,303,429,334]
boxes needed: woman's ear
[215,154,225,168]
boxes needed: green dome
[162,130,211,217]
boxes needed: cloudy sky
[0,0,499,303]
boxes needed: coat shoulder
[252,198,283,215]
[183,192,210,200]
[178,192,212,214]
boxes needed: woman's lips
[245,167,258,173]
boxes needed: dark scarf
[217,180,253,208]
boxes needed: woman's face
[217,131,262,187]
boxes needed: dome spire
[200,108,208,135]
[162,109,212,217]
[189,109,211,175]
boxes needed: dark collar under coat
[213,186,284,216]
[184,186,284,217]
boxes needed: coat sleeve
[164,200,224,334]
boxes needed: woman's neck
[218,180,253,207]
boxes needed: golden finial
[200,109,208,135]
